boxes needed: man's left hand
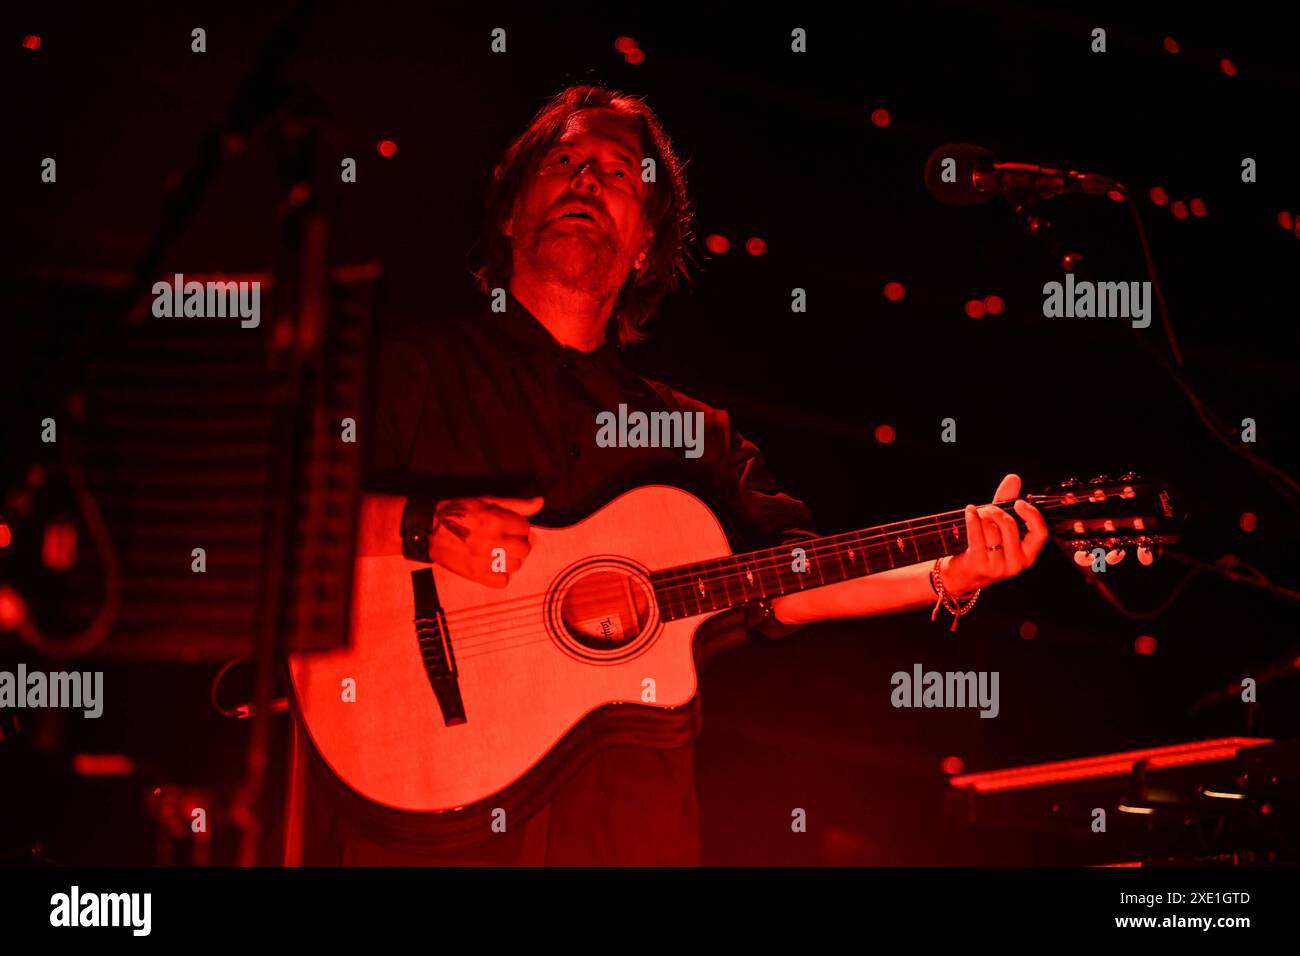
[941,473,1049,597]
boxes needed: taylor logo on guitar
[289,475,1180,842]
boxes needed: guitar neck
[649,501,1022,622]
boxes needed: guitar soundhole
[549,560,659,662]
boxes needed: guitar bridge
[411,567,467,726]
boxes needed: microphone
[924,143,1123,206]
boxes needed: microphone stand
[236,86,330,867]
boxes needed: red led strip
[949,737,1273,793]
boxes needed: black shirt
[353,294,818,864]
[367,296,816,553]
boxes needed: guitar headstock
[1029,473,1184,568]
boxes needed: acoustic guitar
[289,474,1181,848]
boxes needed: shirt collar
[500,290,624,369]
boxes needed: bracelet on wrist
[930,556,981,632]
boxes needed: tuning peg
[1074,549,1093,567]
[1105,548,1126,565]
[1137,544,1155,566]
[1119,471,1137,481]
[1089,475,1110,484]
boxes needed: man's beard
[520,224,624,295]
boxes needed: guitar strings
[433,503,987,637]
[403,490,1113,657]
[433,495,1084,650]
[432,496,1064,638]
[440,521,1134,664]
[435,505,1066,657]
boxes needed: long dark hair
[473,85,693,345]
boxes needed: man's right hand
[428,496,544,588]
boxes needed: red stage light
[1277,211,1293,230]
[1019,621,1037,641]
[42,520,77,571]
[73,754,137,777]
[1135,634,1157,656]
[22,35,42,51]
[964,299,986,319]
[1219,57,1237,77]
[705,234,730,254]
[0,586,26,629]
[625,48,645,65]
[1106,190,1125,202]
[983,294,1005,315]
[870,108,892,128]
[1190,197,1207,217]
[0,523,10,548]
[1239,511,1257,532]
[614,36,637,54]
[1171,200,1189,220]
[883,281,906,301]
[1163,36,1180,55]
[745,237,767,256]
[874,424,896,444]
[941,756,965,775]
[1149,186,1168,206]
[377,139,397,158]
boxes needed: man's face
[506,108,653,298]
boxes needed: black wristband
[400,496,438,562]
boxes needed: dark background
[2,1,1298,864]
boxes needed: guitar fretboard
[649,502,1020,622]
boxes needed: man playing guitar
[307,84,1047,865]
